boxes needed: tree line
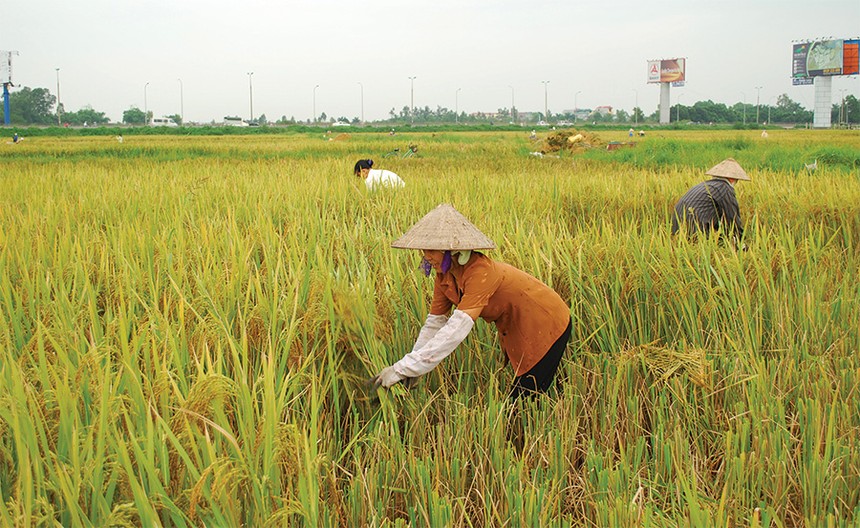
[1,85,858,127]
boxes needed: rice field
[0,129,858,526]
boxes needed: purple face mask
[441,251,452,273]
[420,257,432,277]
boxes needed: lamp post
[740,91,746,125]
[541,80,550,123]
[676,93,684,122]
[839,89,847,124]
[455,87,461,123]
[754,86,762,124]
[55,68,61,126]
[358,82,364,123]
[144,82,150,126]
[508,85,515,123]
[768,95,776,124]
[632,89,639,125]
[313,84,319,123]
[247,72,254,123]
[177,78,184,124]
[408,76,416,124]
[574,90,581,123]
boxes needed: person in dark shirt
[671,158,750,244]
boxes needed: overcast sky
[4,0,859,123]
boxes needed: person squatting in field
[353,159,405,191]
[671,157,750,246]
[370,204,572,399]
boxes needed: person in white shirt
[354,159,405,191]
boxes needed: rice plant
[0,130,857,526]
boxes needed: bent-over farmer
[671,157,750,244]
[371,204,572,399]
[354,159,405,191]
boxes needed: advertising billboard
[792,39,860,79]
[647,58,686,84]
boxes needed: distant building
[593,105,614,116]
[468,111,503,120]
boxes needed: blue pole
[2,84,9,125]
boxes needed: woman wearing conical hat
[671,158,750,244]
[371,204,572,399]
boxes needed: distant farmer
[370,204,572,399]
[12,133,19,143]
[353,159,405,191]
[628,128,634,137]
[671,158,750,244]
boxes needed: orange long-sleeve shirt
[429,253,570,376]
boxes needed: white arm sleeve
[393,310,475,379]
[412,313,449,352]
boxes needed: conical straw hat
[391,203,496,250]
[705,158,750,181]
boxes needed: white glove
[371,366,404,388]
[412,314,449,352]
[392,310,475,379]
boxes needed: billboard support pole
[659,83,671,124]
[2,84,9,126]
[813,76,833,128]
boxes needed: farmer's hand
[371,366,404,389]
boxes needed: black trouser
[509,317,573,399]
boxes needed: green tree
[123,107,146,125]
[773,94,812,124]
[0,87,56,125]
[63,105,110,126]
[832,95,859,124]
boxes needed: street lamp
[767,96,776,124]
[632,89,639,125]
[55,68,61,126]
[754,86,762,124]
[676,93,684,122]
[541,80,550,123]
[358,82,364,123]
[455,87,461,123]
[247,72,254,123]
[508,85,515,122]
[313,84,319,123]
[408,76,416,124]
[839,89,847,124]
[574,90,581,123]
[177,78,184,124]
[740,91,746,125]
[144,82,150,126]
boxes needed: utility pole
[247,72,254,123]
[455,87,461,123]
[755,86,762,124]
[541,80,550,123]
[56,68,62,126]
[178,78,184,124]
[358,82,364,123]
[1,51,20,126]
[408,76,416,124]
[313,84,319,123]
[632,89,638,125]
[144,82,150,125]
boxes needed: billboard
[792,39,860,80]
[648,58,686,84]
